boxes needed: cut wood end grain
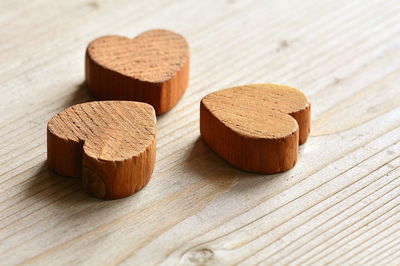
[47,101,157,199]
[85,29,190,115]
[200,83,311,174]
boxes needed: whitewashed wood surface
[1,0,399,265]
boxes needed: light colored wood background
[1,0,399,265]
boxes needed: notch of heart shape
[200,83,311,174]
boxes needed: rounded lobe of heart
[47,101,157,199]
[200,84,311,174]
[85,29,190,114]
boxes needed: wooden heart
[200,84,311,173]
[47,101,157,199]
[85,29,190,115]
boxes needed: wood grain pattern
[85,29,190,114]
[0,0,399,265]
[47,101,156,199]
[200,84,310,173]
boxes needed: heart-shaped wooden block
[85,29,190,115]
[47,101,157,199]
[200,84,311,174]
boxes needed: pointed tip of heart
[200,83,311,174]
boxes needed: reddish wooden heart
[47,101,156,199]
[200,84,311,173]
[85,29,190,114]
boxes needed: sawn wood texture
[47,101,157,199]
[200,84,310,173]
[85,29,190,115]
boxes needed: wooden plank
[0,0,399,265]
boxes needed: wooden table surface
[1,0,399,265]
